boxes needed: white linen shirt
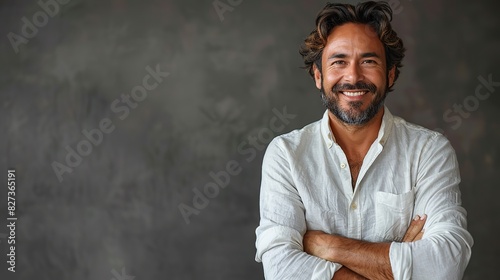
[255,107,473,280]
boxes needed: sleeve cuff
[389,242,413,280]
[255,225,342,280]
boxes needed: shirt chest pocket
[374,190,415,242]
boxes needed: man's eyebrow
[327,52,381,60]
[361,52,381,58]
[327,53,347,60]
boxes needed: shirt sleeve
[389,134,473,280]
[255,137,341,280]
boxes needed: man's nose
[343,63,363,84]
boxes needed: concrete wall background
[0,0,499,279]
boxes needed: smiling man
[255,2,473,279]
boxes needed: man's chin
[338,104,368,117]
[330,104,382,125]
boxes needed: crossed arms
[303,215,427,280]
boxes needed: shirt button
[351,203,357,210]
[340,163,346,169]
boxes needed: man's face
[313,23,395,125]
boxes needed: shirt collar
[320,106,394,149]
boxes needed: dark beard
[321,81,387,125]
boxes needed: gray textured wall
[0,0,499,279]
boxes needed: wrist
[323,234,341,262]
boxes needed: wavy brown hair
[299,1,405,91]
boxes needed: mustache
[331,81,377,93]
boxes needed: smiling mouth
[340,91,369,97]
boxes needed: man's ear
[313,64,322,90]
[388,66,396,88]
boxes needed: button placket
[348,198,362,238]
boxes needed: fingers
[413,230,424,241]
[402,214,427,242]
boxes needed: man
[255,1,473,279]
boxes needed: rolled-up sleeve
[255,137,341,280]
[389,134,473,280]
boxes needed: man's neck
[328,107,384,160]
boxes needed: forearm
[332,267,368,280]
[326,235,392,280]
[305,232,393,280]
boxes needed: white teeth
[342,91,365,96]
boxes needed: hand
[305,231,392,279]
[332,267,368,280]
[304,232,368,279]
[303,230,332,260]
[402,214,427,242]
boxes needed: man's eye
[362,60,376,64]
[332,60,346,65]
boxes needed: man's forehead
[323,23,385,56]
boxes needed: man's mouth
[339,91,368,97]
